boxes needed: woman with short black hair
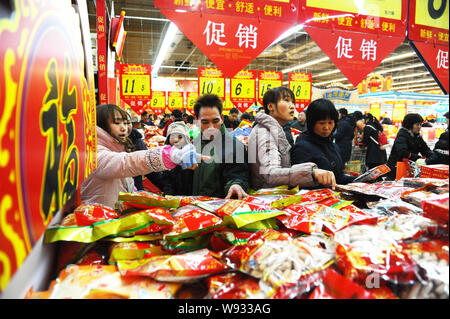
[361,113,387,169]
[291,98,355,185]
[385,113,433,180]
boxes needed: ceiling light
[282,57,329,73]
[391,72,430,80]
[392,78,436,86]
[382,52,416,63]
[315,69,341,77]
[315,77,347,86]
[373,63,425,75]
[392,82,442,90]
[152,22,179,77]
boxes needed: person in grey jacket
[248,87,336,190]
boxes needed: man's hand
[225,184,248,199]
[313,168,336,190]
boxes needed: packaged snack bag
[398,240,449,299]
[334,225,417,284]
[248,186,299,196]
[379,214,440,242]
[207,272,265,299]
[298,189,337,203]
[160,234,211,254]
[118,191,180,209]
[218,229,333,295]
[352,164,391,183]
[307,268,375,299]
[109,242,167,263]
[365,199,423,217]
[421,194,449,225]
[74,203,121,226]
[162,205,224,241]
[38,265,181,299]
[117,248,229,282]
[44,209,174,243]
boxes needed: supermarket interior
[0,0,449,302]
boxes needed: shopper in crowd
[80,104,204,208]
[162,109,184,136]
[360,113,387,169]
[186,115,194,128]
[423,111,449,165]
[148,122,194,195]
[190,94,249,199]
[380,117,393,125]
[241,112,253,122]
[224,107,241,130]
[334,108,356,166]
[352,111,365,145]
[291,99,356,185]
[158,113,170,129]
[385,113,433,180]
[183,112,189,124]
[140,111,154,127]
[125,114,147,191]
[248,88,336,190]
[289,111,307,132]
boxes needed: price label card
[258,71,283,104]
[150,91,166,114]
[288,72,312,113]
[121,74,151,96]
[198,67,225,98]
[168,91,184,111]
[186,92,198,114]
[392,102,407,123]
[230,70,256,113]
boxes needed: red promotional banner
[299,0,407,87]
[155,0,298,78]
[408,0,449,94]
[0,1,97,291]
[118,63,152,115]
[288,72,312,113]
[257,70,283,105]
[96,0,108,104]
[230,70,257,113]
[410,42,449,94]
[304,26,405,87]
[298,0,408,37]
[392,101,407,124]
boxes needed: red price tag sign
[186,92,198,115]
[149,91,166,115]
[288,72,312,113]
[198,67,225,99]
[257,71,283,105]
[230,70,256,113]
[118,63,152,114]
[167,91,184,112]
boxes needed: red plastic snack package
[218,229,333,295]
[162,205,224,241]
[278,203,377,236]
[334,225,417,284]
[207,272,264,299]
[117,248,229,282]
[118,191,180,209]
[74,203,121,226]
[421,194,449,225]
[307,268,375,299]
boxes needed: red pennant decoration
[410,42,449,94]
[157,10,294,79]
[304,26,405,87]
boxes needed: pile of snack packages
[27,169,448,299]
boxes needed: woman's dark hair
[402,113,424,130]
[171,109,183,121]
[187,115,194,124]
[338,108,348,116]
[305,98,339,132]
[96,104,135,152]
[241,112,252,120]
[351,111,364,121]
[262,87,295,114]
[364,113,383,131]
[194,94,223,118]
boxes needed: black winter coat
[386,127,433,178]
[361,124,387,168]
[426,129,449,165]
[334,115,355,164]
[291,131,356,185]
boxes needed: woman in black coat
[291,99,355,185]
[361,113,387,169]
[386,113,432,180]
[334,108,355,165]
[425,111,449,165]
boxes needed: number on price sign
[121,74,150,96]
[258,71,283,104]
[199,78,224,97]
[232,79,255,99]
[186,92,198,115]
[150,91,166,114]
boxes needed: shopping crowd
[81,88,449,209]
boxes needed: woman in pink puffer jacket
[80,104,203,209]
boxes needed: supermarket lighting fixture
[152,22,179,77]
[391,72,430,80]
[359,91,448,101]
[282,56,329,73]
[381,52,416,63]
[315,77,347,86]
[392,78,436,86]
[393,82,443,90]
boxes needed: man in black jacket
[224,107,241,130]
[333,108,355,166]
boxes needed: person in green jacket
[192,94,249,199]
